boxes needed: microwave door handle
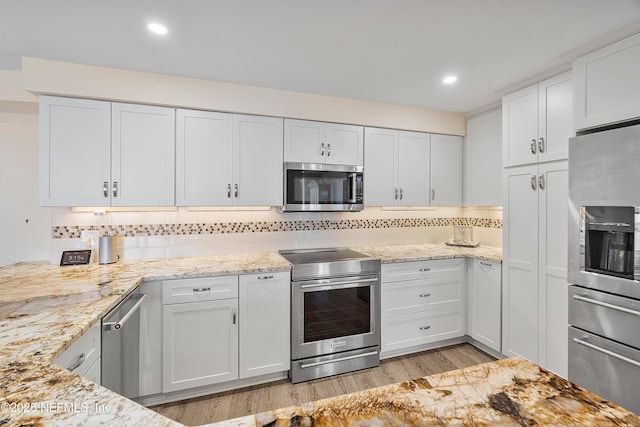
[350,173,357,203]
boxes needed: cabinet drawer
[55,322,101,376]
[162,276,238,304]
[381,307,465,353]
[382,259,464,283]
[381,275,463,317]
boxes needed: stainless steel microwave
[280,162,364,212]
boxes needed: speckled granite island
[1,243,637,426]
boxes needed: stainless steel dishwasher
[102,289,146,401]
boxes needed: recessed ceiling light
[148,23,168,35]
[442,75,457,84]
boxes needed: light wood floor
[150,343,495,426]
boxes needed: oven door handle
[299,350,379,369]
[300,277,378,289]
[572,294,640,317]
[573,338,640,368]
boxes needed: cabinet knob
[227,184,231,198]
[321,142,325,156]
[530,139,537,154]
[419,326,431,331]
[538,137,545,153]
[67,353,85,372]
[232,308,237,325]
[327,143,331,157]
[399,188,403,200]
[395,188,399,200]
[103,181,109,198]
[479,261,493,267]
[258,275,274,280]
[112,181,118,197]
[419,293,431,298]
[234,184,238,198]
[530,175,537,191]
[192,287,211,293]
[538,174,545,190]
[419,268,430,272]
[431,188,435,200]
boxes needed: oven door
[291,274,380,360]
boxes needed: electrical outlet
[80,230,99,248]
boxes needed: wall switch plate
[80,230,99,248]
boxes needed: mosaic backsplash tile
[52,217,502,239]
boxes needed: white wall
[0,112,50,266]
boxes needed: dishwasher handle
[103,293,147,331]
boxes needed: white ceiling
[1,0,640,115]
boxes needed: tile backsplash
[49,206,502,263]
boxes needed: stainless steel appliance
[279,248,380,383]
[102,289,146,401]
[281,162,364,212]
[568,123,640,414]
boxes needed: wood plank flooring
[149,343,495,426]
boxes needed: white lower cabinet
[381,259,465,356]
[54,322,101,384]
[239,272,290,379]
[467,259,502,352]
[162,276,239,393]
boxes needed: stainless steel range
[279,248,381,383]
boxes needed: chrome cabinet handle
[327,143,331,157]
[573,294,640,317]
[399,188,403,200]
[573,338,640,368]
[232,308,237,325]
[431,188,435,200]
[531,139,537,154]
[112,181,118,197]
[258,275,274,280]
[227,184,231,198]
[538,137,545,153]
[479,261,493,267]
[192,287,211,292]
[67,353,85,372]
[419,326,431,331]
[419,268,430,272]
[538,174,545,190]
[234,184,238,198]
[419,293,431,298]
[395,188,398,200]
[103,182,109,198]
[530,175,537,190]
[321,142,325,156]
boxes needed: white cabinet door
[538,73,573,163]
[233,114,283,206]
[364,127,397,206]
[176,109,233,206]
[502,164,539,362]
[537,161,568,378]
[284,119,325,163]
[463,108,502,206]
[239,272,290,379]
[39,96,111,206]
[162,299,238,392]
[574,33,640,130]
[470,259,502,352]
[430,134,462,206]
[111,103,175,206]
[397,131,429,207]
[325,123,364,165]
[503,85,538,167]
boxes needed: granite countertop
[212,357,639,427]
[0,243,505,426]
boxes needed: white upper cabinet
[176,110,233,206]
[574,33,640,130]
[111,103,175,206]
[430,134,462,206]
[463,108,502,206]
[233,114,284,206]
[502,72,572,167]
[364,127,430,207]
[284,119,363,165]
[176,111,283,206]
[40,96,175,207]
[39,96,111,206]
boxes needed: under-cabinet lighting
[184,206,273,212]
[442,75,458,84]
[71,207,178,213]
